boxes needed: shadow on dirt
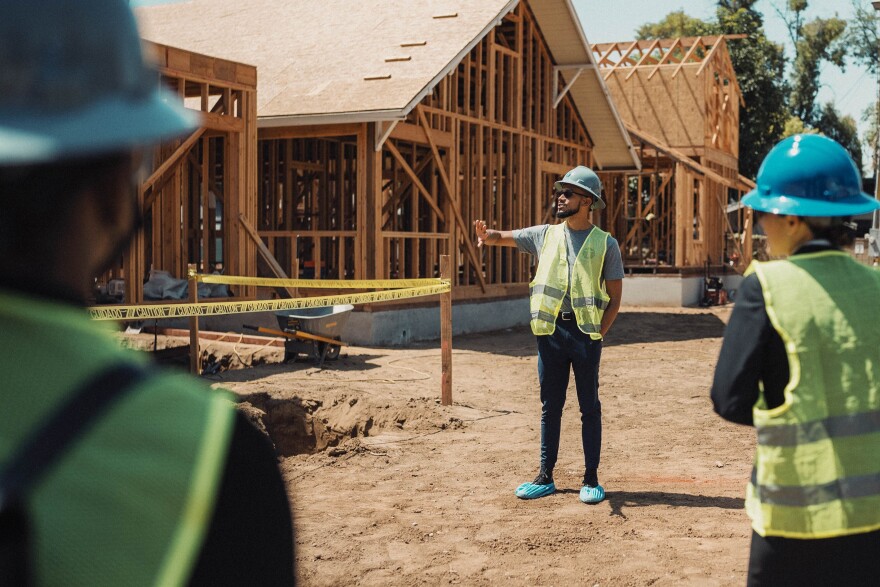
[202,351,387,384]
[608,312,727,346]
[606,490,744,519]
[447,311,728,357]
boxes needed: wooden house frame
[137,0,640,309]
[119,43,259,303]
[257,3,602,302]
[592,36,755,272]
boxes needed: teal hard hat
[742,134,880,217]
[554,165,606,210]
[0,0,198,166]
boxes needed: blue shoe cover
[515,481,556,499]
[579,484,605,504]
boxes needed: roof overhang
[528,0,641,170]
[259,110,405,128]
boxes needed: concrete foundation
[154,274,743,346]
[621,273,743,307]
[343,298,530,346]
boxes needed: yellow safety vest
[746,252,880,538]
[0,289,236,587]
[529,223,609,339]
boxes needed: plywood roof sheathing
[137,0,639,169]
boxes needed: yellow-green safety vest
[529,223,610,339]
[746,251,880,539]
[0,289,237,587]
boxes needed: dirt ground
[129,305,756,586]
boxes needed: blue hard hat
[0,0,198,166]
[554,165,606,210]
[742,134,880,217]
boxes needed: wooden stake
[440,254,452,406]
[188,263,200,375]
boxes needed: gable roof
[136,0,639,169]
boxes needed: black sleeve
[710,274,788,425]
[188,411,294,586]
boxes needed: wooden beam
[375,120,399,151]
[258,123,363,140]
[592,34,746,55]
[625,39,661,81]
[626,124,751,191]
[389,121,453,148]
[140,128,205,196]
[695,36,725,77]
[238,213,297,298]
[671,36,706,79]
[381,155,433,220]
[199,112,244,132]
[385,141,446,223]
[552,67,584,108]
[416,107,486,292]
[440,254,452,406]
[603,40,639,80]
[647,37,682,80]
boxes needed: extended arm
[600,279,622,338]
[474,219,517,247]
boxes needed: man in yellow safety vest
[474,165,623,504]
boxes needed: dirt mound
[237,391,464,456]
[118,331,286,371]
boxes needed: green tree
[846,2,879,174]
[715,2,789,178]
[815,103,863,175]
[775,1,847,125]
[845,1,879,74]
[862,102,879,176]
[635,10,714,39]
[782,115,819,137]
[791,18,848,125]
[636,3,789,178]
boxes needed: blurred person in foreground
[711,134,880,586]
[0,1,293,585]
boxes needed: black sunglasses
[553,188,586,198]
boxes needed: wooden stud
[440,254,452,405]
[188,264,200,375]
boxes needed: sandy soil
[132,305,756,586]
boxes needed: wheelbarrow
[243,304,353,367]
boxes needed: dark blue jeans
[536,317,602,472]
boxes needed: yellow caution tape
[90,283,450,321]
[195,274,444,289]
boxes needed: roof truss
[592,35,745,99]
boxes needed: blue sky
[575,0,875,167]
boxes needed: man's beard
[555,206,578,219]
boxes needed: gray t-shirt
[513,224,624,313]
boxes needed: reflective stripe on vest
[745,252,880,539]
[750,467,880,508]
[529,223,609,338]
